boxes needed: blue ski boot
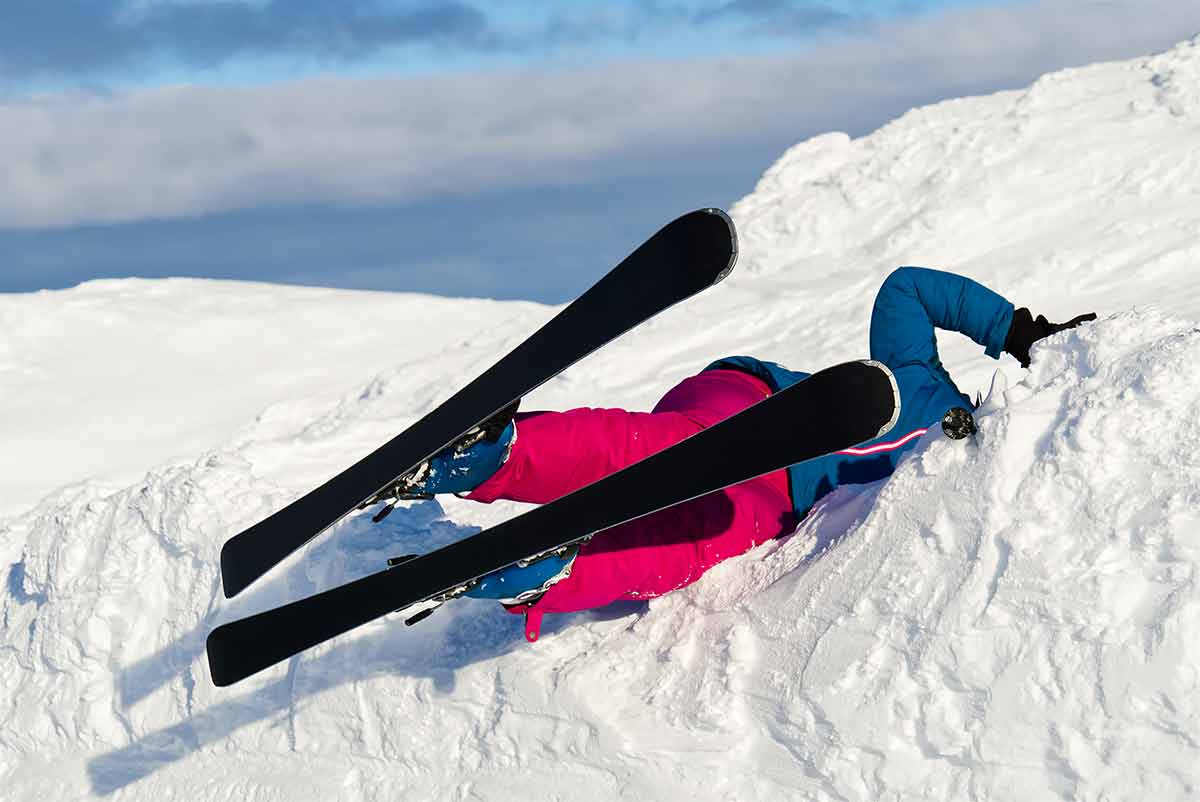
[367,401,518,521]
[465,545,578,604]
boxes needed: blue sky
[6,1,979,87]
[2,1,1198,302]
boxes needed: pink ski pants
[467,368,796,640]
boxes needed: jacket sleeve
[869,267,1014,371]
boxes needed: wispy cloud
[0,1,967,84]
[692,0,855,32]
[1,1,499,79]
[1,0,1197,230]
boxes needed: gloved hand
[1004,308,1097,368]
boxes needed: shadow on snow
[85,498,644,795]
[83,475,876,795]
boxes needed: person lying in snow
[400,267,1095,641]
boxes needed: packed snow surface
[4,37,1200,801]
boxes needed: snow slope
[3,36,1200,802]
[0,279,547,519]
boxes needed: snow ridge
[722,309,1200,799]
[732,37,1200,304]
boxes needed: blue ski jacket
[708,266,1014,520]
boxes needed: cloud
[0,1,503,80]
[692,0,855,32]
[1,0,1198,230]
[0,0,865,82]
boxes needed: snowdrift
[3,36,1200,802]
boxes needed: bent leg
[467,369,771,505]
[529,474,796,614]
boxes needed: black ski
[220,209,738,598]
[208,360,899,686]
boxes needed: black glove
[1004,308,1097,368]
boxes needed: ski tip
[671,208,738,286]
[861,360,901,439]
[703,208,738,284]
[801,360,900,444]
[697,206,734,230]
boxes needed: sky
[2,0,1199,303]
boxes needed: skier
[405,267,1095,641]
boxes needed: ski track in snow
[3,36,1200,801]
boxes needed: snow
[4,36,1200,801]
[0,278,547,520]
